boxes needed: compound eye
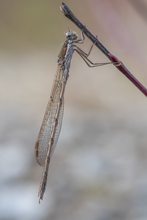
[66,32,71,37]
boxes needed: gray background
[0,0,147,219]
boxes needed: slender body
[35,31,112,202]
[35,31,83,201]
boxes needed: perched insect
[35,31,112,202]
[35,1,147,203]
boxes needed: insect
[35,31,114,202]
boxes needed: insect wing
[35,67,64,166]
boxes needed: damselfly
[35,31,114,202]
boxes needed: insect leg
[74,46,112,67]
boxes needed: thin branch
[60,2,147,96]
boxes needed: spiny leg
[75,47,112,67]
[76,32,95,57]
[76,31,85,44]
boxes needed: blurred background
[0,0,147,219]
